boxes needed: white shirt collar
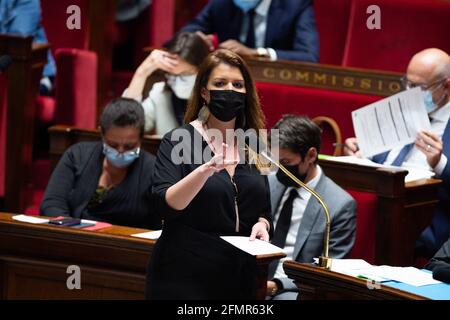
[430,100,450,124]
[287,165,323,198]
[256,0,271,17]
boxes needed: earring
[198,102,210,123]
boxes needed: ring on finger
[427,144,432,152]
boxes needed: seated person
[425,236,450,284]
[180,0,318,62]
[40,98,161,229]
[267,115,356,300]
[123,32,209,135]
[0,0,56,94]
[344,48,450,258]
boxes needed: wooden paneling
[0,34,49,213]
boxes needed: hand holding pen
[340,137,362,158]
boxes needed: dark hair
[100,98,145,137]
[184,49,266,131]
[164,32,210,67]
[273,115,322,161]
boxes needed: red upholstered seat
[342,0,450,72]
[36,95,56,124]
[39,0,98,128]
[54,48,97,129]
[346,189,377,264]
[313,0,352,65]
[256,82,382,141]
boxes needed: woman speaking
[146,49,272,300]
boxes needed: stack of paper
[324,259,442,287]
[131,230,162,240]
[221,236,285,256]
[325,156,435,183]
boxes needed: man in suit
[180,0,319,62]
[267,115,356,300]
[344,48,450,259]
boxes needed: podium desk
[283,261,450,300]
[319,158,442,266]
[0,213,284,299]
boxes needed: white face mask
[167,74,197,100]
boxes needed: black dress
[40,141,161,229]
[146,124,272,300]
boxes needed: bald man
[344,48,450,258]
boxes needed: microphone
[0,55,12,73]
[245,131,332,269]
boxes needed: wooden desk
[0,34,49,213]
[0,213,284,299]
[319,158,442,266]
[47,126,441,267]
[283,261,428,300]
[246,57,403,97]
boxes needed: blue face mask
[423,89,447,114]
[423,90,437,114]
[233,0,261,12]
[103,143,140,168]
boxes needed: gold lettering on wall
[295,71,309,82]
[262,68,275,79]
[253,62,403,97]
[280,69,292,81]
[313,73,327,85]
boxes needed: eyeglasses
[401,76,447,91]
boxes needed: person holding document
[266,115,356,300]
[146,49,272,300]
[344,48,450,258]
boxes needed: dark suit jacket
[417,119,450,258]
[425,236,450,283]
[268,172,356,295]
[180,0,319,62]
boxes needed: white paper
[359,266,441,287]
[131,230,162,240]
[352,87,430,158]
[325,156,385,168]
[12,214,49,224]
[325,156,435,183]
[402,164,435,183]
[221,236,285,256]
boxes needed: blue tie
[390,143,414,167]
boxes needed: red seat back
[0,74,6,197]
[55,48,97,129]
[256,82,382,142]
[40,0,90,53]
[346,189,377,264]
[342,0,450,72]
[313,0,352,65]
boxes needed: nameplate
[246,58,403,97]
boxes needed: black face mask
[208,90,245,122]
[276,164,307,188]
